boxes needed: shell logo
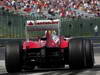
[26,19,60,26]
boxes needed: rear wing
[25,19,61,41]
[26,19,60,31]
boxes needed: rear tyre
[5,43,22,73]
[69,38,85,69]
[83,39,94,68]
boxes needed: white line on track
[0,60,7,74]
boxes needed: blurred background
[0,0,100,38]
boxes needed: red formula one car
[5,19,94,73]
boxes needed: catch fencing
[0,9,100,38]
